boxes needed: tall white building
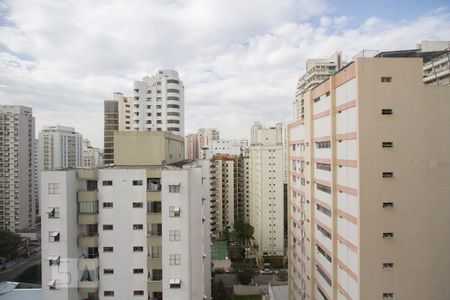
[41,132,210,300]
[249,123,285,257]
[38,125,83,172]
[202,139,244,159]
[133,70,184,136]
[161,161,211,300]
[0,105,37,231]
[82,139,102,169]
[197,128,220,158]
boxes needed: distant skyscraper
[103,99,119,165]
[82,139,102,169]
[133,70,184,136]
[38,125,83,171]
[0,105,36,231]
[185,133,198,160]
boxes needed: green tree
[232,219,254,247]
[236,267,254,285]
[0,230,22,259]
[211,279,231,300]
[14,263,41,284]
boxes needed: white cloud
[0,0,449,146]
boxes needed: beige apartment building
[288,57,450,300]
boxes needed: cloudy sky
[1,0,449,147]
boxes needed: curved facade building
[133,70,184,136]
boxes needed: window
[152,269,163,281]
[169,254,181,265]
[132,180,143,186]
[133,246,144,252]
[167,79,179,84]
[382,172,394,178]
[102,180,113,186]
[87,180,97,191]
[315,141,331,149]
[382,202,394,208]
[383,263,394,269]
[167,89,179,94]
[150,246,162,258]
[79,201,98,214]
[317,204,331,217]
[104,269,114,274]
[169,278,181,288]
[103,202,113,208]
[133,224,143,230]
[383,232,394,239]
[47,207,60,218]
[169,184,180,193]
[169,230,181,241]
[48,255,60,266]
[382,109,393,115]
[316,163,331,171]
[317,225,331,239]
[147,178,161,191]
[48,183,59,194]
[49,231,60,242]
[381,76,392,83]
[133,268,144,274]
[316,183,331,194]
[104,291,114,297]
[134,290,144,296]
[167,104,180,109]
[383,293,394,299]
[382,142,393,148]
[103,224,113,230]
[133,202,143,208]
[149,224,162,236]
[316,264,331,286]
[317,245,332,263]
[103,246,114,252]
[148,201,161,213]
[169,206,181,217]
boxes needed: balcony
[78,234,98,248]
[79,280,99,293]
[78,214,98,225]
[79,257,99,270]
[77,169,98,180]
[147,281,162,292]
[147,214,161,224]
[78,191,97,202]
[147,257,162,269]
[146,191,161,202]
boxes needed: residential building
[38,125,83,171]
[294,52,343,120]
[210,154,246,238]
[287,56,450,300]
[0,105,36,232]
[133,70,184,136]
[41,131,210,300]
[249,123,285,257]
[161,161,211,300]
[197,128,220,158]
[82,139,103,169]
[103,92,132,165]
[185,133,198,160]
[202,139,244,159]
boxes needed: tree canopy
[0,230,22,259]
[231,219,254,246]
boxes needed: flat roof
[211,241,228,260]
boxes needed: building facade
[42,132,211,300]
[210,154,246,238]
[197,128,220,159]
[133,70,184,136]
[184,133,198,160]
[249,124,285,257]
[0,105,37,231]
[287,57,450,300]
[38,125,83,171]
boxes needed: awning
[47,255,60,261]
[48,280,56,287]
[169,278,181,285]
[173,206,180,212]
[50,232,60,237]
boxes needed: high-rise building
[202,139,244,159]
[41,131,210,300]
[294,52,343,120]
[249,123,285,257]
[287,56,450,300]
[38,125,83,171]
[209,154,246,238]
[103,92,131,165]
[185,133,198,160]
[133,70,184,136]
[0,105,36,231]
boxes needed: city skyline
[1,1,450,146]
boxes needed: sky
[0,0,449,147]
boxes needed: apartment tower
[287,56,450,300]
[38,125,83,171]
[249,123,285,257]
[0,105,36,231]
